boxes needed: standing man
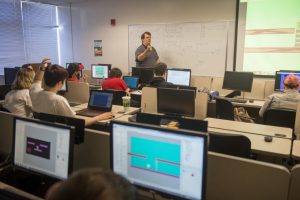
[135,32,159,68]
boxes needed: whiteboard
[129,21,234,77]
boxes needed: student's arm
[33,58,50,83]
[84,112,114,126]
[125,88,131,96]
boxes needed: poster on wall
[94,40,102,56]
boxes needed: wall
[70,0,237,74]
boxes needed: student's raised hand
[40,58,51,70]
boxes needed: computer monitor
[136,112,208,132]
[131,67,154,84]
[123,76,139,90]
[91,64,111,79]
[274,71,300,92]
[222,71,254,93]
[13,117,74,180]
[33,112,85,144]
[111,121,207,200]
[4,67,19,85]
[167,68,191,86]
[157,88,195,117]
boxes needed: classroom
[0,0,300,199]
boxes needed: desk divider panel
[206,152,290,200]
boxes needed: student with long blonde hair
[3,68,35,117]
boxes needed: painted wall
[70,0,237,73]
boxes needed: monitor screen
[157,88,195,117]
[91,64,110,79]
[167,69,191,86]
[4,68,19,85]
[13,117,73,180]
[131,67,154,84]
[34,112,85,144]
[88,90,114,110]
[222,71,254,92]
[111,121,207,200]
[274,71,300,92]
[123,76,139,90]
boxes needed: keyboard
[225,98,247,103]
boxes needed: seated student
[102,68,130,96]
[30,58,113,126]
[67,63,88,82]
[45,168,136,200]
[149,62,174,88]
[3,68,35,117]
[259,74,300,117]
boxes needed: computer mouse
[264,136,273,142]
[249,99,254,103]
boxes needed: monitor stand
[225,90,241,98]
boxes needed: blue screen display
[124,76,139,89]
[89,92,113,108]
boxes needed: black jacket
[149,77,175,88]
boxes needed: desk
[0,181,43,200]
[292,140,300,160]
[72,104,140,125]
[233,99,265,108]
[209,127,291,158]
[207,99,265,123]
[205,118,293,139]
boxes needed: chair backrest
[0,111,15,155]
[195,91,208,120]
[263,108,296,130]
[215,97,234,120]
[103,89,126,106]
[294,103,300,139]
[289,164,300,200]
[208,132,251,158]
[64,81,89,104]
[207,152,290,200]
[0,84,11,100]
[141,87,157,113]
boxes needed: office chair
[209,132,251,158]
[215,97,234,120]
[0,104,10,113]
[0,85,11,100]
[263,108,296,130]
[103,89,126,106]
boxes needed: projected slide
[129,137,180,177]
[239,0,300,73]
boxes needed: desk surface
[0,181,42,200]
[205,118,293,139]
[209,127,292,158]
[72,104,140,124]
[233,99,265,108]
[292,140,300,160]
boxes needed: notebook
[123,76,139,90]
[76,90,114,117]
